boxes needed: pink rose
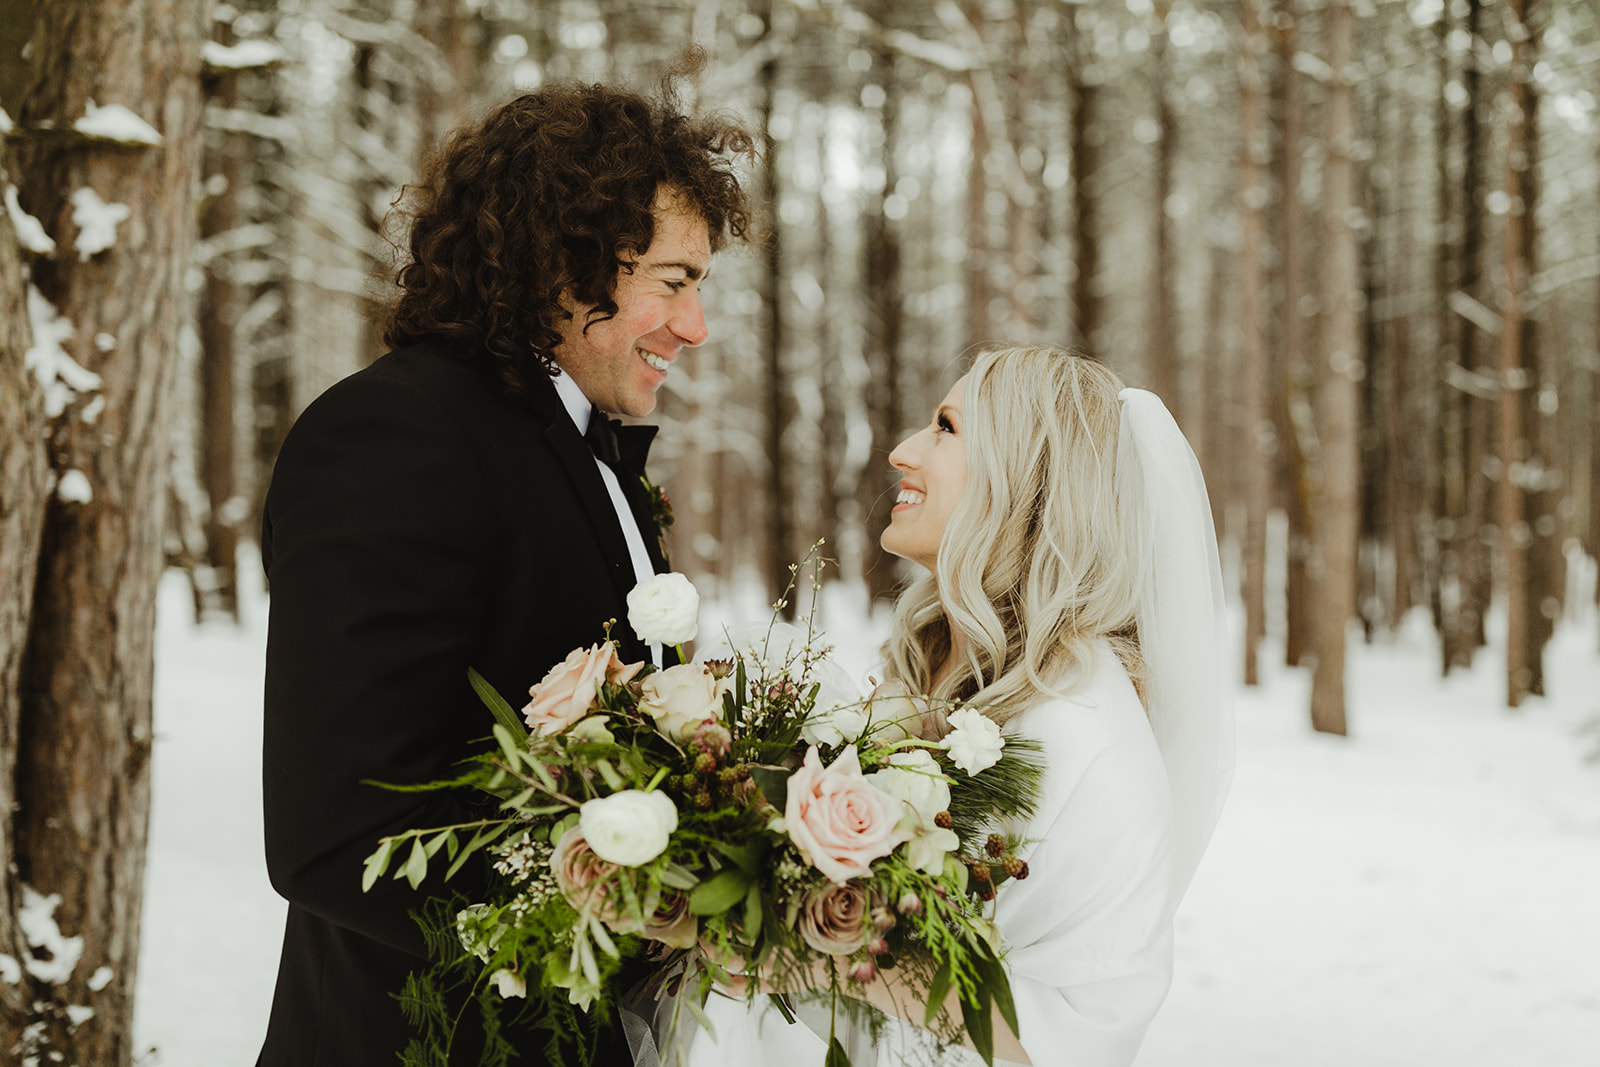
[523,643,644,735]
[797,881,870,955]
[550,829,618,917]
[784,745,908,884]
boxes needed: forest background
[1,0,1598,1063]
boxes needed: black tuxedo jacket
[256,342,668,1066]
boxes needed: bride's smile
[882,375,970,571]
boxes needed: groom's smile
[551,186,712,418]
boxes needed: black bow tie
[584,412,621,467]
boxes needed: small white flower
[490,968,527,999]
[902,826,960,875]
[579,790,679,866]
[627,572,700,645]
[867,748,951,826]
[942,708,1004,775]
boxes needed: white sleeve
[991,683,1176,1067]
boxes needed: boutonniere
[639,472,674,562]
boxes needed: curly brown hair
[380,75,753,398]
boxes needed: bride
[687,344,1233,1066]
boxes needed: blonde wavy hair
[883,344,1143,723]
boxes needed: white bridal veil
[1115,388,1235,911]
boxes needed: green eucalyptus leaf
[401,837,428,890]
[741,881,762,940]
[825,1036,852,1067]
[470,667,529,743]
[959,984,995,1066]
[361,838,395,893]
[688,869,750,915]
[924,958,953,1027]
[659,863,700,891]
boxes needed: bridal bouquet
[363,553,1043,1067]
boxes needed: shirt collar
[549,367,594,436]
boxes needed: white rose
[490,968,526,999]
[864,681,929,743]
[627,573,700,646]
[639,663,730,740]
[942,708,1005,775]
[867,748,951,826]
[579,790,679,866]
[902,826,960,875]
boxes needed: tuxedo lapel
[523,373,640,613]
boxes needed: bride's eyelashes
[936,411,956,435]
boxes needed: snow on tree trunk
[0,0,205,1061]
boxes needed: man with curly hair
[256,76,752,1067]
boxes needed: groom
[256,81,751,1066]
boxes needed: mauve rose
[784,745,908,884]
[641,889,697,950]
[523,644,644,736]
[797,881,870,955]
[550,828,618,916]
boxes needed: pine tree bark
[1238,0,1271,687]
[1310,0,1359,737]
[0,0,205,1061]
[0,144,52,1061]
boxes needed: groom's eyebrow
[647,260,707,281]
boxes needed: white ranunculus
[902,826,960,875]
[864,681,929,743]
[867,748,951,826]
[490,968,527,999]
[627,572,700,646]
[942,708,1005,775]
[579,790,679,866]
[639,663,730,740]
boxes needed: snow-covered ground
[133,559,1600,1066]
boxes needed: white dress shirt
[550,368,662,667]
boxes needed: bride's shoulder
[1008,639,1150,751]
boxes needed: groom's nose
[669,291,708,347]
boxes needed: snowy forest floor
[132,558,1600,1066]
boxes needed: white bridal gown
[687,640,1176,1067]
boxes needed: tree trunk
[1238,0,1271,687]
[861,13,904,606]
[0,0,205,1061]
[198,46,244,622]
[758,3,792,616]
[1066,9,1102,358]
[1310,0,1359,737]
[964,42,992,354]
[1445,0,1491,671]
[1498,0,1535,707]
[0,142,52,1066]
[1146,12,1179,406]
[1273,0,1314,667]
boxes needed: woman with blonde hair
[695,344,1232,1066]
